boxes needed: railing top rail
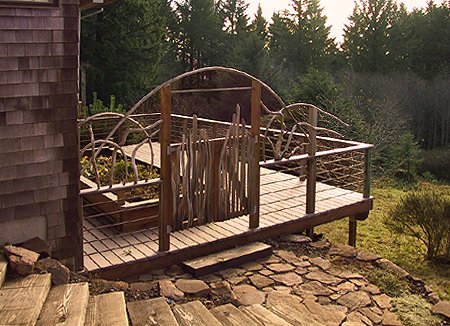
[259,143,373,167]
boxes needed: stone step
[0,273,51,326]
[240,304,293,326]
[181,242,272,277]
[84,291,129,326]
[127,297,179,326]
[0,255,7,288]
[36,282,90,326]
[210,303,256,326]
[172,300,222,326]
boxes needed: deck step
[240,304,293,326]
[172,301,222,326]
[36,282,89,326]
[127,297,179,326]
[84,291,129,326]
[210,303,257,325]
[0,255,7,288]
[0,273,51,326]
[181,242,272,277]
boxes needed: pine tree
[342,0,399,72]
[268,0,334,76]
[176,0,226,70]
[226,4,269,77]
[81,0,170,105]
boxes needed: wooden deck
[83,167,372,279]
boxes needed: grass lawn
[317,182,450,301]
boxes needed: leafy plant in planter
[81,155,160,201]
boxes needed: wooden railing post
[249,80,261,229]
[306,106,317,237]
[363,147,372,199]
[160,84,172,252]
[349,146,372,247]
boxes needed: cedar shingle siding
[0,0,81,270]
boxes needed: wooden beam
[249,80,261,229]
[160,84,172,252]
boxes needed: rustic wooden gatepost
[306,106,318,237]
[249,80,262,229]
[160,84,172,251]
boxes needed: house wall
[0,0,82,270]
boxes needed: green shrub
[390,133,421,183]
[386,188,450,260]
[419,148,450,181]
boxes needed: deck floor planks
[90,253,111,269]
[182,228,210,244]
[192,226,219,242]
[200,224,228,239]
[83,161,372,275]
[101,250,125,265]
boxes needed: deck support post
[249,80,261,229]
[306,105,318,237]
[348,216,357,247]
[160,84,172,252]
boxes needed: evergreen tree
[226,4,271,79]
[219,0,249,37]
[81,0,170,105]
[268,0,334,76]
[342,0,399,72]
[176,0,226,71]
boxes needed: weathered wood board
[210,303,257,326]
[0,274,51,326]
[172,301,221,326]
[240,304,293,326]
[84,291,129,326]
[36,282,89,326]
[181,242,272,277]
[0,256,6,288]
[127,297,179,326]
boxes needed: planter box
[80,176,160,232]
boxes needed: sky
[246,0,431,43]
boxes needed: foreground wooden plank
[0,256,6,288]
[36,282,89,326]
[0,274,51,326]
[181,242,272,277]
[211,303,256,326]
[240,304,293,326]
[127,297,179,326]
[85,292,129,326]
[172,301,221,326]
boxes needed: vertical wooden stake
[160,84,172,252]
[249,80,261,229]
[349,216,357,247]
[306,105,318,236]
[210,139,222,221]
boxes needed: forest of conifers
[80,0,449,179]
